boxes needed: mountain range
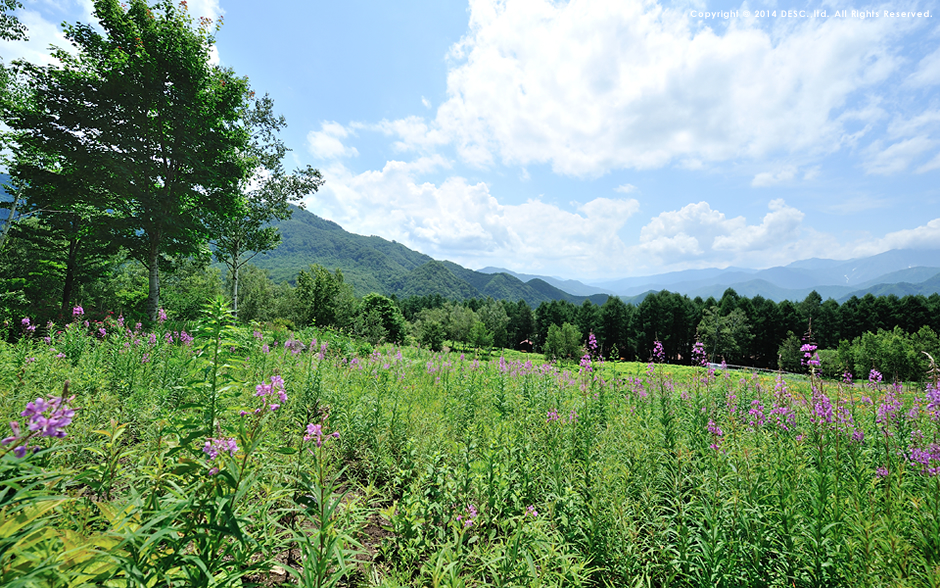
[483,253,940,303]
[260,207,940,304]
[253,206,609,306]
[4,175,940,305]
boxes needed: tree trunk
[232,263,240,319]
[0,192,22,252]
[146,235,161,322]
[60,235,80,317]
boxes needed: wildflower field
[3,302,940,588]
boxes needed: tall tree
[207,94,323,317]
[8,0,255,320]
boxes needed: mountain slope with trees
[248,205,609,306]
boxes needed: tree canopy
[6,0,257,320]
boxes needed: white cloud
[303,159,640,276]
[377,0,913,176]
[851,218,940,256]
[360,116,449,153]
[635,199,804,265]
[864,136,937,175]
[824,195,890,215]
[615,183,638,193]
[307,122,359,160]
[0,9,73,66]
[906,45,940,87]
[421,96,431,109]
[0,0,225,66]
[751,166,797,187]
[916,151,940,174]
[712,199,804,252]
[185,0,224,22]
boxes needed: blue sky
[3,0,940,279]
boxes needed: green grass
[2,308,940,587]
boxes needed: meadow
[2,300,940,588]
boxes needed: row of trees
[0,0,320,324]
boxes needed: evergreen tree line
[403,287,940,382]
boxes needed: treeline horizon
[4,243,939,382]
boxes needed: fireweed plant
[3,309,940,586]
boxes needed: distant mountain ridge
[256,208,939,304]
[253,207,608,306]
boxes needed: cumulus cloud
[307,122,360,160]
[374,0,913,177]
[615,184,638,193]
[635,200,804,265]
[303,160,640,275]
[850,218,940,256]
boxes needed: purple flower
[811,388,834,426]
[691,342,707,367]
[22,395,75,438]
[157,308,167,324]
[261,344,270,354]
[652,340,665,364]
[579,354,592,373]
[875,467,889,478]
[203,436,238,460]
[4,395,77,456]
[842,371,853,386]
[304,423,340,447]
[546,408,560,422]
[21,317,30,327]
[456,504,478,528]
[525,505,538,518]
[72,306,84,318]
[179,331,193,345]
[800,342,820,368]
[748,399,765,428]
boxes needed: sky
[2,0,940,281]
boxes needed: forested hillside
[249,205,609,305]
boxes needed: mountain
[578,250,940,301]
[252,206,608,306]
[837,271,940,302]
[477,266,615,297]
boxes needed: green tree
[416,318,446,352]
[468,320,494,352]
[358,293,406,344]
[0,0,25,42]
[778,331,802,372]
[544,322,581,361]
[476,299,510,349]
[295,264,354,329]
[697,306,752,364]
[207,93,323,317]
[9,0,256,321]
[234,264,293,324]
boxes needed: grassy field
[2,303,940,587]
